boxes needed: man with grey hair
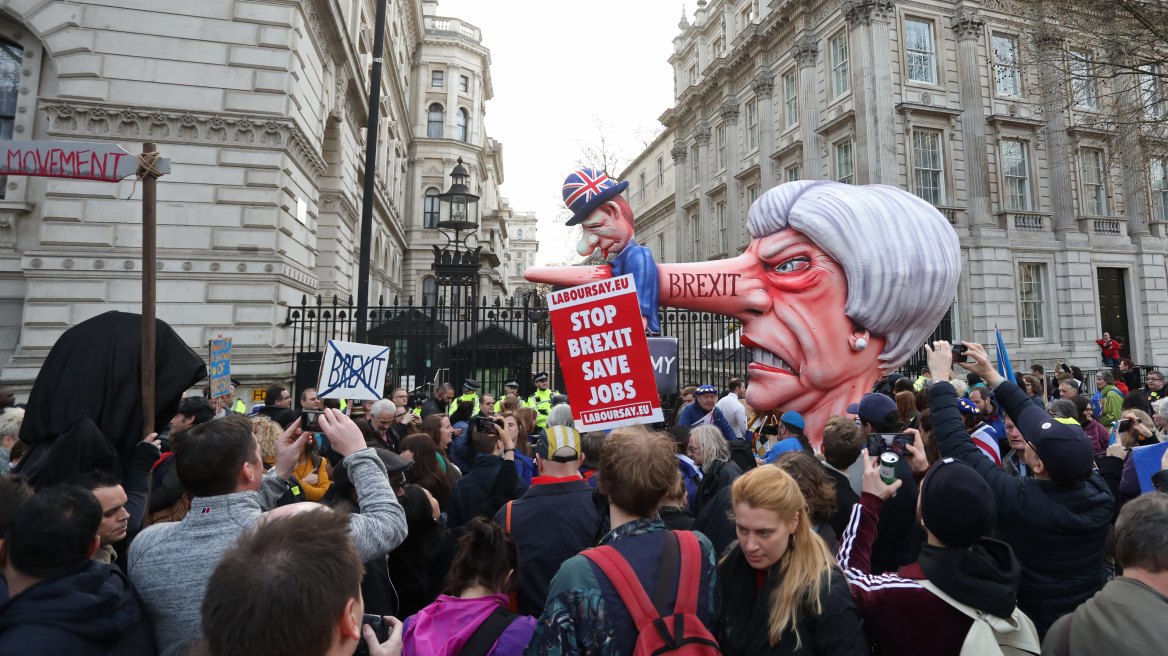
[522,180,960,446]
[1043,489,1168,654]
[368,398,397,452]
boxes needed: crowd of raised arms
[0,341,1166,656]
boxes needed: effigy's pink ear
[522,266,613,287]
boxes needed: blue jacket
[449,421,472,471]
[0,560,154,656]
[447,454,525,528]
[609,239,660,334]
[676,455,701,514]
[494,478,602,616]
[930,379,1113,638]
[677,403,738,442]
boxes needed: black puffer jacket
[694,459,743,516]
[929,379,1113,639]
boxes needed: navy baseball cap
[847,393,897,423]
[695,385,718,396]
[888,373,905,384]
[1015,405,1095,479]
[780,411,805,430]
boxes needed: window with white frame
[748,185,759,206]
[1018,263,1047,339]
[432,70,444,87]
[1152,158,1168,222]
[741,7,753,28]
[657,232,666,263]
[717,201,727,253]
[835,141,854,185]
[516,263,522,276]
[1071,50,1097,109]
[713,38,723,57]
[427,104,444,138]
[992,34,1022,97]
[656,156,664,187]
[457,108,469,142]
[517,228,523,239]
[830,32,849,98]
[904,19,937,84]
[693,215,702,259]
[691,144,700,185]
[746,100,758,150]
[1081,148,1107,215]
[1001,140,1032,211]
[423,187,440,227]
[639,172,645,201]
[717,125,727,171]
[783,70,798,128]
[1141,64,1165,118]
[912,130,944,205]
[459,75,469,92]
[786,165,801,182]
[689,65,697,86]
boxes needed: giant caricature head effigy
[526,176,961,444]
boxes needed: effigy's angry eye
[774,256,811,273]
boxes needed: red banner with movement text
[548,274,663,431]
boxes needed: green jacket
[1100,384,1124,426]
[529,388,556,428]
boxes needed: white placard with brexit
[317,340,391,401]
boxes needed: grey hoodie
[1042,577,1168,656]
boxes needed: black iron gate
[286,294,951,415]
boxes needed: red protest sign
[548,274,663,431]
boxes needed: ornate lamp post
[432,157,482,305]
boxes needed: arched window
[422,277,437,306]
[516,228,523,239]
[457,108,469,142]
[427,104,444,138]
[423,187,440,228]
[0,39,23,199]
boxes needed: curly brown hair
[774,451,838,527]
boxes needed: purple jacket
[403,594,535,656]
[1083,420,1109,455]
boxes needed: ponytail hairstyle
[444,517,520,596]
[731,466,835,648]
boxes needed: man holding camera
[925,341,1113,639]
[446,416,524,528]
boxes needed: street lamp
[432,157,483,305]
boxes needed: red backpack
[582,530,721,656]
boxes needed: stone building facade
[506,210,539,298]
[621,0,1168,371]
[0,0,528,397]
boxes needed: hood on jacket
[403,594,508,656]
[918,537,1020,618]
[0,560,147,645]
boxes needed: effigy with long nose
[525,172,961,445]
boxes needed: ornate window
[1080,148,1107,216]
[459,75,469,92]
[830,33,849,98]
[786,165,801,182]
[1152,158,1168,222]
[0,39,21,199]
[716,125,726,170]
[717,201,727,253]
[912,130,944,205]
[457,108,469,142]
[1001,140,1032,211]
[905,19,937,84]
[517,228,523,239]
[1071,50,1097,109]
[424,187,440,228]
[427,104,444,138]
[432,70,444,87]
[992,35,1022,97]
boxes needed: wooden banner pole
[142,143,157,438]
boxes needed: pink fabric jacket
[402,593,536,656]
[1083,420,1109,455]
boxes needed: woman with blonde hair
[252,416,282,468]
[714,466,866,655]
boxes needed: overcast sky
[435,0,683,264]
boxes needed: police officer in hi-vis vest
[456,379,481,410]
[528,372,557,429]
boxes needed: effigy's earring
[853,338,867,351]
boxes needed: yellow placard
[252,389,265,402]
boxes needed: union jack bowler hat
[562,168,628,226]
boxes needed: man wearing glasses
[1144,371,1164,403]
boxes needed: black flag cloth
[15,311,207,488]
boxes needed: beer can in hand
[879,452,899,485]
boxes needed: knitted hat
[695,385,718,396]
[919,458,996,549]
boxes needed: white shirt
[715,393,747,439]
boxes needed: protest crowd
[1,314,1167,656]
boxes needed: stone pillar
[751,72,777,188]
[951,10,994,228]
[671,141,688,263]
[846,0,898,185]
[1113,55,1152,236]
[472,71,484,146]
[1036,36,1077,233]
[791,35,822,180]
[445,63,460,138]
[720,99,741,254]
[693,121,712,261]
